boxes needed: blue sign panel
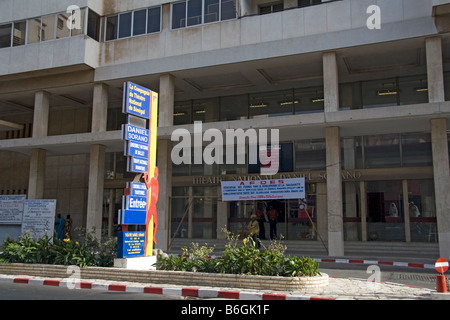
[123,82,152,119]
[127,156,148,173]
[119,209,147,225]
[127,141,149,159]
[123,195,147,211]
[117,231,146,258]
[122,124,149,144]
[127,182,148,197]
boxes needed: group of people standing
[247,203,279,248]
[55,214,73,241]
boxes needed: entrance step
[167,238,439,261]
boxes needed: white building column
[155,74,174,250]
[426,36,445,103]
[323,51,339,113]
[28,91,50,199]
[326,126,344,257]
[86,83,108,239]
[431,119,450,259]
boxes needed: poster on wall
[221,178,305,201]
[21,200,56,240]
[0,195,26,225]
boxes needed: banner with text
[221,178,305,201]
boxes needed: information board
[21,200,56,240]
[117,231,146,258]
[0,195,26,224]
[221,178,305,201]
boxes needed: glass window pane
[401,133,432,167]
[220,95,247,121]
[0,24,12,48]
[294,86,324,114]
[148,7,161,33]
[366,181,405,242]
[193,98,219,122]
[187,0,202,26]
[12,21,26,46]
[56,13,71,39]
[295,139,326,171]
[87,9,100,40]
[174,101,192,125]
[118,12,132,38]
[362,78,398,108]
[204,0,219,23]
[398,76,429,105]
[364,134,401,168]
[27,18,41,44]
[105,15,118,41]
[408,180,437,243]
[70,8,85,36]
[249,90,293,119]
[172,1,186,29]
[221,0,236,20]
[133,9,147,36]
[41,15,55,41]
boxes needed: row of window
[174,73,450,125]
[172,132,435,177]
[105,7,161,41]
[0,0,341,48]
[0,8,100,49]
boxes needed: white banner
[221,178,305,201]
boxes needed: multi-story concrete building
[1,0,450,258]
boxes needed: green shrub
[0,229,117,268]
[155,234,321,277]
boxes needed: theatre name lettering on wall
[191,171,363,185]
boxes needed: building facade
[1,0,450,257]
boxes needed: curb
[0,275,336,300]
[314,258,436,270]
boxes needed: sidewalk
[0,268,437,300]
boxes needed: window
[205,0,220,23]
[249,90,294,119]
[133,9,147,35]
[56,13,71,39]
[221,0,236,20]
[12,21,26,46]
[105,7,161,41]
[172,0,236,29]
[118,12,132,38]
[27,18,41,44]
[41,15,56,41]
[298,0,330,8]
[105,15,118,40]
[0,24,12,48]
[259,2,283,15]
[87,9,101,41]
[148,7,161,34]
[364,134,401,169]
[172,1,187,29]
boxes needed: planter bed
[0,263,328,291]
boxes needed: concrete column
[426,36,445,103]
[323,52,339,113]
[159,74,175,127]
[86,144,106,240]
[32,91,50,138]
[316,182,328,243]
[326,126,344,256]
[28,91,50,199]
[91,83,109,133]
[155,74,175,250]
[430,119,450,259]
[155,139,172,250]
[28,149,46,199]
[86,83,108,239]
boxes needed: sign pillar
[118,82,159,258]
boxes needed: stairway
[167,238,439,262]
